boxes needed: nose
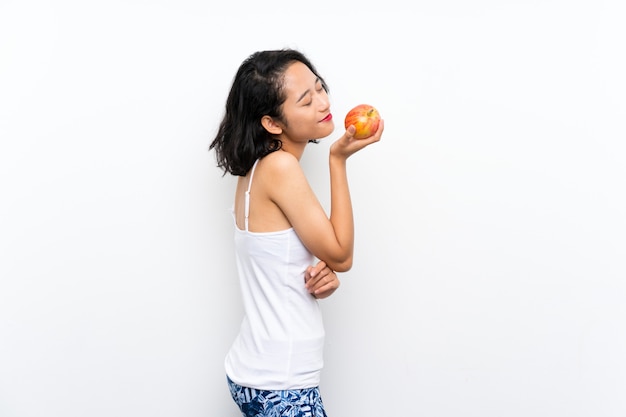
[317,91,330,111]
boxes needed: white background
[1,1,625,416]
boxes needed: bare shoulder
[244,151,316,232]
[259,151,304,179]
[256,151,313,208]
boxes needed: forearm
[328,154,354,271]
[324,120,383,271]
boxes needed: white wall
[1,1,625,416]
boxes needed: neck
[280,141,307,161]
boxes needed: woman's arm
[266,122,384,272]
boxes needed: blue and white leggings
[227,376,328,417]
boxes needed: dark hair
[209,49,328,176]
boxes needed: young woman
[210,49,383,417]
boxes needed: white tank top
[224,159,325,390]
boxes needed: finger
[311,260,327,277]
[343,125,356,141]
[306,263,329,290]
[310,271,336,291]
[306,272,324,292]
[304,266,312,285]
[312,276,340,296]
[306,269,326,290]
[338,125,356,143]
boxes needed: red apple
[344,104,381,139]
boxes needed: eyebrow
[296,77,321,103]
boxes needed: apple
[344,104,381,139]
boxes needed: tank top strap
[244,159,260,231]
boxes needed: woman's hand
[329,119,384,160]
[305,260,340,299]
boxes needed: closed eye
[298,79,324,106]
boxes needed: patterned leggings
[227,376,328,417]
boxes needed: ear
[261,115,283,135]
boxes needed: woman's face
[276,61,334,143]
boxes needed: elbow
[330,256,353,273]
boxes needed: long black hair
[209,49,328,176]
